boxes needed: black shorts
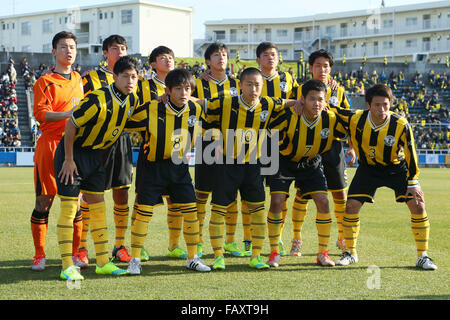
[347,162,413,204]
[194,140,216,194]
[321,140,348,191]
[136,159,196,206]
[102,133,133,191]
[270,156,327,199]
[54,137,106,199]
[211,163,265,208]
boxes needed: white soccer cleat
[336,251,358,266]
[186,255,211,272]
[317,250,335,267]
[31,255,46,271]
[127,258,142,275]
[416,253,437,270]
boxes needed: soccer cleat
[77,247,89,265]
[242,240,252,256]
[336,239,347,251]
[127,258,142,275]
[317,250,335,267]
[336,251,359,266]
[279,240,287,256]
[73,252,89,269]
[290,239,303,257]
[112,245,132,263]
[223,241,244,256]
[267,250,281,268]
[197,243,204,258]
[96,261,129,276]
[212,256,226,270]
[186,255,211,272]
[416,253,438,270]
[31,255,46,272]
[60,265,84,281]
[167,246,188,259]
[249,256,270,270]
[140,247,150,262]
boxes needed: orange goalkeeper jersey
[33,71,84,138]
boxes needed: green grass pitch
[0,167,448,300]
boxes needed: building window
[276,29,288,37]
[104,12,107,19]
[383,19,393,28]
[21,22,31,35]
[42,19,53,33]
[121,9,132,24]
[111,12,114,19]
[124,36,132,52]
[213,30,225,40]
[22,45,31,52]
[406,17,418,26]
[99,12,103,20]
[383,41,393,49]
[406,39,417,48]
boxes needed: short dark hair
[149,46,174,64]
[113,56,138,75]
[308,49,334,68]
[301,79,327,98]
[239,67,263,82]
[102,34,127,52]
[256,41,278,58]
[365,84,394,105]
[52,31,77,50]
[165,68,195,91]
[204,42,229,61]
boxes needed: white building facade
[199,1,450,64]
[0,0,193,57]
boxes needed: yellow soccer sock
[180,203,200,259]
[316,211,332,253]
[167,203,182,251]
[292,196,308,240]
[225,201,238,244]
[267,210,283,253]
[89,201,109,267]
[79,199,90,249]
[279,200,288,238]
[57,200,77,270]
[241,201,252,241]
[209,205,226,258]
[333,198,346,241]
[250,205,266,258]
[131,203,153,258]
[343,210,360,255]
[196,197,208,244]
[72,209,83,255]
[113,203,129,249]
[411,210,430,257]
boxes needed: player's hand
[345,147,356,165]
[293,99,304,115]
[329,79,339,90]
[199,69,212,81]
[58,159,78,185]
[406,185,424,206]
[157,93,169,104]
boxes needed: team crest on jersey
[384,135,396,147]
[187,115,197,127]
[229,87,238,97]
[320,128,330,139]
[328,96,339,107]
[279,81,288,92]
[260,110,269,122]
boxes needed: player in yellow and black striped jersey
[124,68,211,273]
[76,35,135,265]
[54,56,140,279]
[267,80,348,267]
[333,84,437,270]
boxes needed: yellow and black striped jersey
[336,109,420,184]
[82,66,114,96]
[270,108,348,162]
[136,76,166,105]
[261,71,298,99]
[192,75,240,99]
[71,84,139,150]
[126,100,204,162]
[296,84,350,111]
[204,95,286,162]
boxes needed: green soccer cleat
[212,256,226,270]
[197,243,204,258]
[242,240,252,256]
[95,261,129,276]
[167,246,188,259]
[60,265,84,281]
[249,256,270,270]
[223,241,244,256]
[140,247,150,262]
